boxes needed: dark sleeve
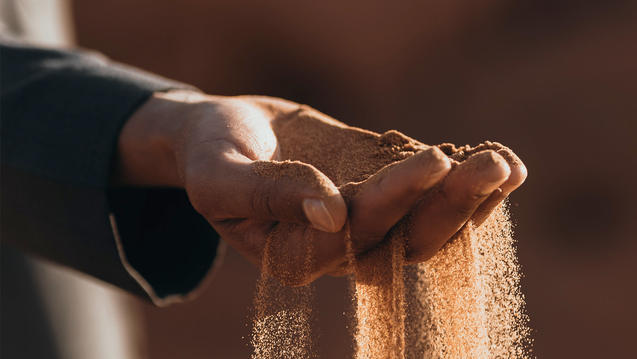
[0,38,222,305]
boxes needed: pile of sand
[250,106,531,358]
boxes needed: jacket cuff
[108,188,223,306]
[2,40,222,302]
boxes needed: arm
[0,38,220,304]
[117,93,527,285]
[1,38,527,299]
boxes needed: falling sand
[251,224,316,359]
[250,105,531,358]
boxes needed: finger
[217,147,450,285]
[471,148,528,225]
[196,147,347,232]
[348,147,451,252]
[406,150,511,262]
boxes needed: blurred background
[3,0,637,358]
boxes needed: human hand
[115,91,527,285]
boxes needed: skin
[114,90,527,285]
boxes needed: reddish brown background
[73,1,637,358]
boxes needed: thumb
[214,158,347,232]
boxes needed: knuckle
[251,179,278,219]
[443,185,489,220]
[454,200,481,219]
[373,172,393,194]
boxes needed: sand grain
[251,106,531,358]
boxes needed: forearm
[1,39,220,303]
[1,39,193,186]
[113,90,201,187]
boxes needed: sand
[251,225,317,359]
[250,105,531,358]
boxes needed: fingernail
[302,198,336,232]
[476,153,511,195]
[478,177,508,196]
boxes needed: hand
[115,90,527,285]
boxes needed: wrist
[114,89,207,187]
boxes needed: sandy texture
[405,204,531,359]
[251,226,316,359]
[251,105,531,358]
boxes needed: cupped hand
[116,90,527,285]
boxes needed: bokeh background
[5,0,637,358]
